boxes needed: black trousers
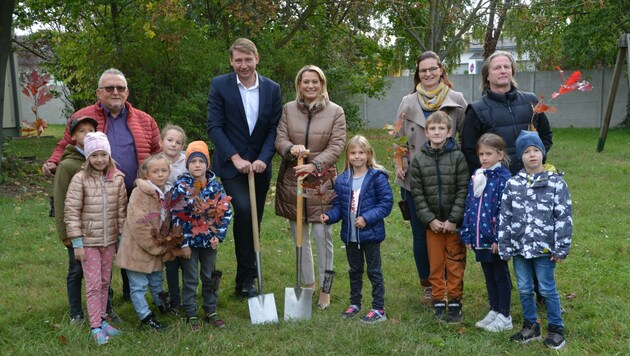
[221,170,271,287]
[480,258,512,316]
[346,241,385,310]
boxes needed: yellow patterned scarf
[416,81,450,112]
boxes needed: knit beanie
[516,130,546,159]
[185,140,210,169]
[84,132,111,158]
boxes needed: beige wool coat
[117,179,167,274]
[275,99,346,222]
[394,89,467,191]
[64,169,127,246]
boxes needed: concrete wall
[361,69,629,129]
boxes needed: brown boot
[421,280,433,305]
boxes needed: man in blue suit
[207,38,282,298]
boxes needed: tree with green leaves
[380,0,508,71]
[13,0,393,134]
[506,0,629,69]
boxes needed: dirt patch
[0,174,52,199]
[1,155,53,199]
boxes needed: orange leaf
[533,102,556,114]
[564,70,582,87]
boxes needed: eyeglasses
[418,66,439,74]
[99,86,127,93]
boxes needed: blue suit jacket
[207,72,282,179]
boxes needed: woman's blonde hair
[137,153,171,179]
[344,135,386,172]
[160,124,187,149]
[476,133,510,167]
[294,65,329,110]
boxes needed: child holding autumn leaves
[170,141,233,331]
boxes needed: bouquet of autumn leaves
[297,166,337,209]
[137,187,232,261]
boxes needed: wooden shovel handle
[248,170,260,253]
[295,150,310,247]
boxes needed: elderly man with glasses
[43,68,161,193]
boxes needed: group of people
[44,37,572,350]
[393,50,571,350]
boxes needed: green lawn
[0,126,629,354]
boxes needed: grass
[1,126,629,354]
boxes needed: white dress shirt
[236,73,260,135]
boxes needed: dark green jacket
[53,145,85,243]
[410,137,469,226]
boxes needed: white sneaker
[475,310,498,329]
[484,313,513,332]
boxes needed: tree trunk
[482,0,512,59]
[110,2,123,57]
[0,0,17,175]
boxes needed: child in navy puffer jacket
[460,133,513,332]
[322,135,393,324]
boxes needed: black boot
[141,313,167,331]
[157,292,178,315]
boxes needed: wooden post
[597,34,628,152]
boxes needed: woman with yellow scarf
[393,51,467,306]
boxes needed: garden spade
[284,154,313,321]
[247,171,279,325]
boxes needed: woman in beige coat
[393,51,467,305]
[275,65,346,309]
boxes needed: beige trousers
[289,220,334,287]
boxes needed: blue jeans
[513,255,564,327]
[127,270,163,320]
[402,188,429,281]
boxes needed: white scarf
[472,163,502,198]
[147,180,172,222]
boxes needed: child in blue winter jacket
[460,133,513,332]
[321,135,393,324]
[171,141,232,331]
[498,130,572,350]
